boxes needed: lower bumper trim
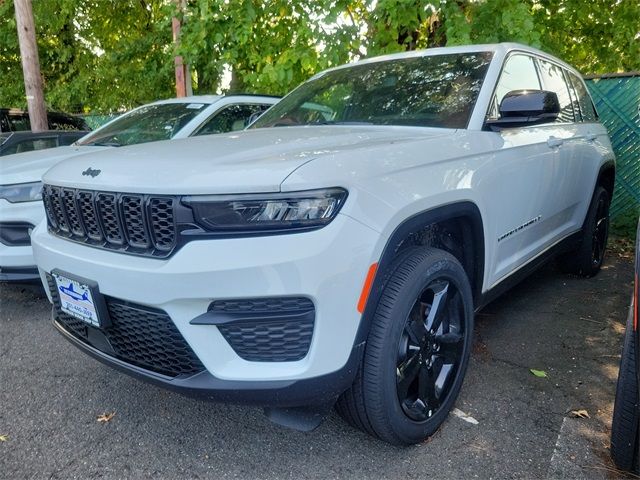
[53,309,364,407]
[0,266,39,282]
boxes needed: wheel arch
[354,201,485,346]
[597,161,616,200]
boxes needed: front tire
[336,247,474,445]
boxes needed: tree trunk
[229,66,245,93]
[14,0,47,132]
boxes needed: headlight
[184,187,348,234]
[0,181,43,203]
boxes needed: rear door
[535,59,599,236]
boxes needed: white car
[0,94,278,281]
[32,43,614,445]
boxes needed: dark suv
[0,108,89,132]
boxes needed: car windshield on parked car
[252,52,493,130]
[76,102,212,147]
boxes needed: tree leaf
[0,434,8,442]
[530,369,548,378]
[97,411,116,423]
[569,409,590,418]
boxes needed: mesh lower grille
[47,274,205,377]
[212,297,315,362]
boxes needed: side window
[536,59,575,123]
[193,104,271,136]
[0,113,10,132]
[568,72,597,122]
[563,69,582,121]
[489,54,541,119]
[7,137,58,155]
[8,113,30,131]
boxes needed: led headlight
[184,187,348,234]
[0,181,43,203]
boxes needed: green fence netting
[586,74,640,220]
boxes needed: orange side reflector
[357,263,378,313]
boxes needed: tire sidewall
[366,249,474,444]
[584,187,610,273]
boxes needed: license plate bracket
[52,269,110,328]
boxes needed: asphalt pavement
[0,255,633,479]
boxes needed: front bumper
[53,311,364,406]
[0,198,43,281]
[33,213,379,404]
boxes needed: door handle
[546,136,564,148]
[585,133,597,142]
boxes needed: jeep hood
[42,126,451,194]
[0,145,107,185]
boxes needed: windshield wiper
[310,121,373,126]
[83,141,122,147]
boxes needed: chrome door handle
[547,136,564,148]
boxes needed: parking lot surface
[0,256,633,479]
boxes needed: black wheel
[611,310,639,472]
[336,247,474,445]
[558,186,610,277]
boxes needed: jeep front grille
[42,185,177,257]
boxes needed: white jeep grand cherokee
[32,43,614,445]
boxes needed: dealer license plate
[52,272,101,327]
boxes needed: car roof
[312,42,580,78]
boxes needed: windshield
[0,132,10,146]
[252,52,493,130]
[76,102,210,147]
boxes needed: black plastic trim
[477,231,581,309]
[0,221,34,246]
[0,266,39,282]
[53,310,365,407]
[353,202,485,347]
[191,308,314,326]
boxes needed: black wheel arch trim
[354,201,485,347]
[595,160,616,202]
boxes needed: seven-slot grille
[42,185,177,257]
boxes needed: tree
[0,0,174,113]
[0,0,638,113]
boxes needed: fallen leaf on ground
[97,411,116,423]
[451,408,479,425]
[0,434,8,442]
[569,409,590,419]
[530,369,548,378]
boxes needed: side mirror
[486,90,560,129]
[246,110,267,128]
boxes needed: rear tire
[611,309,639,473]
[336,247,474,445]
[558,186,609,277]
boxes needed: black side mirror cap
[486,90,560,130]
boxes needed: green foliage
[0,0,638,111]
[177,0,358,96]
[611,208,640,240]
[0,0,174,113]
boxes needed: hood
[42,126,450,194]
[0,145,107,185]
